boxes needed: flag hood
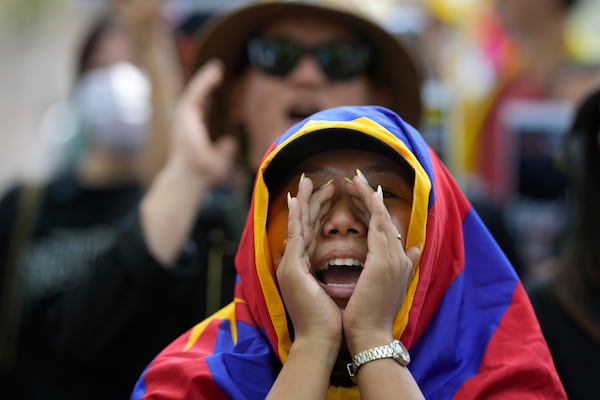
[133,106,565,399]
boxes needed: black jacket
[527,280,600,400]
[0,173,241,399]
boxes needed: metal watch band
[347,339,410,378]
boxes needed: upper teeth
[322,258,363,270]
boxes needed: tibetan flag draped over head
[132,106,565,399]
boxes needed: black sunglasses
[246,36,372,81]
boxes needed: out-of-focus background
[0,0,238,195]
[1,0,600,196]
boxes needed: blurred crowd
[1,0,599,398]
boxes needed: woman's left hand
[342,175,420,353]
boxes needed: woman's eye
[375,185,413,204]
[372,186,396,198]
[382,189,398,199]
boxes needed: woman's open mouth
[316,258,363,300]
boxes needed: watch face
[392,340,411,367]
[348,340,411,381]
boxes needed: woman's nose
[321,193,366,237]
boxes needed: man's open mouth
[287,105,320,122]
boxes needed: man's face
[231,16,389,169]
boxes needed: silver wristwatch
[347,340,410,378]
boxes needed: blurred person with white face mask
[73,60,151,171]
[0,3,183,398]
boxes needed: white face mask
[73,62,151,155]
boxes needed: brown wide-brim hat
[191,0,423,140]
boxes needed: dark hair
[552,86,600,341]
[563,88,600,265]
[75,14,122,79]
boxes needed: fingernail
[299,173,305,187]
[319,178,334,190]
[287,192,292,208]
[377,185,383,202]
[356,169,368,184]
[344,177,353,184]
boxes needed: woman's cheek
[390,211,411,239]
[273,253,283,268]
[267,209,289,269]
